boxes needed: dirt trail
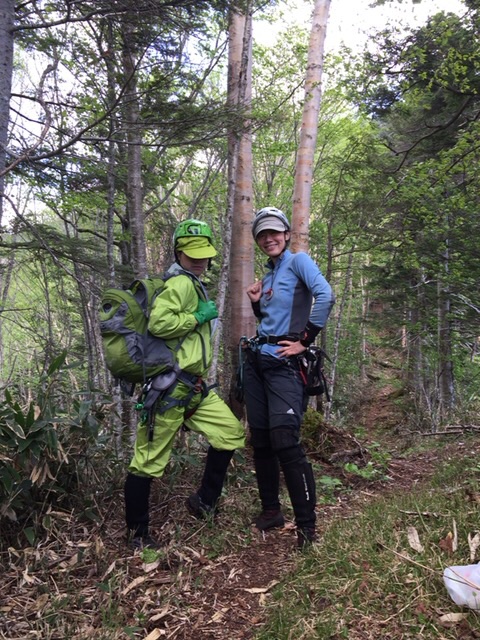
[110,380,444,640]
[2,379,466,640]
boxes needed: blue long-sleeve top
[255,249,334,358]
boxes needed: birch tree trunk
[211,4,254,414]
[437,282,455,415]
[409,270,434,427]
[291,0,331,252]
[0,0,14,383]
[408,307,422,398]
[325,248,354,422]
[227,6,255,346]
[360,272,369,383]
[0,0,14,224]
[437,230,455,415]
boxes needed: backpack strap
[137,268,216,439]
[138,369,217,441]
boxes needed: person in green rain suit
[124,219,245,549]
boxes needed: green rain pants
[128,380,245,477]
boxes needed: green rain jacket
[147,263,213,378]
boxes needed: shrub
[0,350,114,547]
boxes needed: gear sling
[139,367,211,441]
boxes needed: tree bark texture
[437,231,455,414]
[227,6,255,346]
[122,21,147,278]
[324,247,354,422]
[0,0,14,223]
[291,0,331,252]
[215,5,255,414]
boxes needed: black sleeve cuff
[251,301,262,319]
[299,321,321,347]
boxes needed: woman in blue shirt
[244,207,334,549]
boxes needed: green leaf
[47,350,68,376]
[25,403,36,428]
[77,400,92,421]
[13,404,26,428]
[24,527,36,545]
[18,437,41,453]
[6,422,26,441]
[28,420,50,434]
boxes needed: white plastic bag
[443,564,480,610]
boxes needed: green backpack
[99,276,178,388]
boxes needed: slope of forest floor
[2,358,478,640]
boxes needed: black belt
[253,334,298,345]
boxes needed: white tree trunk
[437,229,455,415]
[0,0,14,223]
[291,0,331,252]
[325,248,354,422]
[211,5,255,414]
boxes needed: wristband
[299,321,321,347]
[251,301,262,318]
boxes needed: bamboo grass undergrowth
[255,453,480,639]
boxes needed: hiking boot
[297,527,317,550]
[186,493,217,519]
[253,509,285,531]
[128,534,160,550]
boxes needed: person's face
[178,252,209,277]
[256,229,290,259]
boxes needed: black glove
[299,321,321,347]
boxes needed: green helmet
[173,219,214,245]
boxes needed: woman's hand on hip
[276,340,307,358]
